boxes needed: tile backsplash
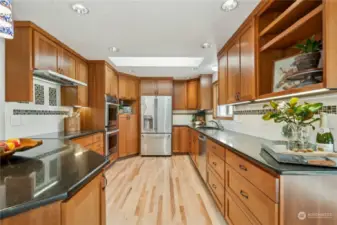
[4,78,72,139]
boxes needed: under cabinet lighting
[109,57,204,67]
[255,88,330,102]
[227,101,251,106]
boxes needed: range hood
[33,70,87,87]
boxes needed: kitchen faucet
[209,120,225,131]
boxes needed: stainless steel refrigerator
[141,96,172,156]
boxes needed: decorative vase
[293,52,321,71]
[285,124,311,151]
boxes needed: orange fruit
[7,138,21,147]
[5,142,15,151]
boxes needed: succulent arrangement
[295,35,322,53]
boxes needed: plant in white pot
[293,35,322,71]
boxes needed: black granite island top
[0,139,109,219]
[181,125,337,175]
[30,130,104,140]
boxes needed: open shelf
[257,83,324,100]
[260,4,323,52]
[260,0,322,37]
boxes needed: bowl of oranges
[0,138,43,160]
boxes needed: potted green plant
[262,97,323,150]
[293,35,322,71]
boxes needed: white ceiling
[12,0,259,78]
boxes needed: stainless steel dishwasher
[198,134,207,182]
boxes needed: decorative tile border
[234,105,337,115]
[13,109,69,116]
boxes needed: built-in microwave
[105,95,119,130]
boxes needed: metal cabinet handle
[212,162,217,166]
[240,190,248,199]
[102,173,108,190]
[239,164,248,171]
[212,184,217,189]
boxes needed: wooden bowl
[0,139,43,160]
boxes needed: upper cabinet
[33,31,58,72]
[6,22,88,103]
[218,53,228,105]
[119,74,138,100]
[199,75,213,109]
[173,81,187,110]
[227,40,241,104]
[105,66,118,98]
[187,79,199,110]
[140,79,173,96]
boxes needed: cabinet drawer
[90,142,104,155]
[208,151,225,183]
[72,136,93,147]
[207,167,225,210]
[226,150,279,202]
[207,139,225,160]
[226,166,278,225]
[93,133,103,143]
[225,192,254,225]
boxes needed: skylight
[109,57,204,67]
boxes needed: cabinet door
[218,54,228,105]
[173,81,187,110]
[128,78,137,100]
[240,25,255,101]
[77,59,88,107]
[227,41,241,104]
[180,127,189,153]
[157,80,173,95]
[105,66,112,96]
[140,80,157,95]
[118,76,128,99]
[187,80,199,109]
[118,115,128,157]
[199,75,213,110]
[110,68,118,98]
[127,115,139,155]
[62,175,101,225]
[59,48,76,79]
[33,31,58,71]
[172,127,180,153]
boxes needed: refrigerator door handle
[154,97,158,132]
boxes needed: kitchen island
[0,138,109,225]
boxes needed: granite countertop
[0,139,109,219]
[178,125,337,175]
[30,130,105,140]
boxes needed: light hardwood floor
[105,155,227,225]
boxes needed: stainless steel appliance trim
[105,129,119,156]
[154,97,158,132]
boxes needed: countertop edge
[0,158,109,220]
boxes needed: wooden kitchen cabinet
[62,173,105,225]
[34,31,58,72]
[227,41,241,104]
[105,66,118,98]
[218,54,228,105]
[118,75,128,99]
[118,114,139,157]
[173,127,180,153]
[187,79,199,109]
[140,79,173,96]
[119,75,138,100]
[173,81,187,110]
[199,75,213,110]
[58,47,77,79]
[173,127,190,153]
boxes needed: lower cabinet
[225,191,255,225]
[207,167,225,215]
[172,127,189,153]
[118,114,139,157]
[72,133,104,156]
[62,174,106,225]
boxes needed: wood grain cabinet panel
[187,79,199,109]
[105,66,112,96]
[226,150,279,202]
[127,114,139,155]
[208,151,225,183]
[206,139,225,160]
[173,81,187,110]
[227,41,241,104]
[225,192,254,225]
[218,54,228,105]
[59,48,77,79]
[62,175,103,225]
[110,69,118,98]
[76,59,88,107]
[140,80,157,95]
[239,24,256,101]
[180,127,189,153]
[156,80,173,95]
[172,127,180,153]
[199,75,213,110]
[128,78,138,100]
[33,31,58,71]
[207,167,225,214]
[118,114,128,157]
[226,166,279,225]
[118,75,128,99]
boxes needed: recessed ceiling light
[71,3,89,15]
[211,65,218,72]
[201,42,212,49]
[109,57,204,67]
[108,47,120,52]
[221,0,239,12]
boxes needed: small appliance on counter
[64,111,80,133]
[192,110,206,126]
